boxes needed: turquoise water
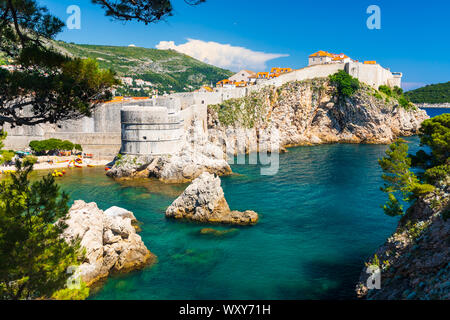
[46,138,421,300]
[42,108,448,300]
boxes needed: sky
[40,0,450,91]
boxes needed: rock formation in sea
[107,120,232,183]
[165,172,259,225]
[355,175,449,300]
[207,78,429,152]
[61,200,155,286]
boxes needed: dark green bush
[29,139,79,154]
[328,70,360,98]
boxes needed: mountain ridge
[51,41,233,95]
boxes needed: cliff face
[356,176,450,300]
[207,78,429,152]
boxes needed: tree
[1,0,206,127]
[0,129,13,164]
[92,0,205,24]
[0,161,85,299]
[379,114,450,217]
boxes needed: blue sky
[41,0,449,90]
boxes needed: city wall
[2,61,402,158]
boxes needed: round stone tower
[120,104,184,156]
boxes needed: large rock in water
[165,172,258,225]
[61,201,154,286]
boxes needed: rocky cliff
[207,78,429,152]
[356,176,449,300]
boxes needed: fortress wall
[179,104,208,131]
[346,62,399,89]
[3,102,123,159]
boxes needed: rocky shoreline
[61,201,155,287]
[356,176,449,300]
[208,79,429,152]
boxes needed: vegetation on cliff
[328,70,360,98]
[405,81,450,104]
[357,114,449,300]
[209,88,271,128]
[379,114,449,217]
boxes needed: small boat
[56,160,69,164]
[74,164,83,168]
[104,166,111,171]
[52,170,63,177]
[87,164,95,168]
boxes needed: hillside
[405,81,450,104]
[51,41,233,95]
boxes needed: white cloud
[156,39,288,71]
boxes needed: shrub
[379,85,393,97]
[328,70,360,98]
[29,139,80,154]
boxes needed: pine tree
[0,161,85,300]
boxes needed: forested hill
[51,41,233,95]
[405,81,450,104]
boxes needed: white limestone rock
[166,172,258,225]
[61,200,154,286]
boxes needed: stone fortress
[3,51,403,159]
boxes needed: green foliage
[0,1,119,127]
[365,254,381,268]
[379,139,419,200]
[0,150,15,164]
[378,85,392,97]
[23,155,38,165]
[424,164,450,184]
[404,220,429,240]
[378,85,414,110]
[29,139,78,154]
[91,0,206,25]
[328,70,360,98]
[418,114,450,166]
[74,144,83,152]
[405,81,450,104]
[0,161,83,300]
[379,114,450,217]
[209,91,268,128]
[51,281,89,300]
[382,193,404,217]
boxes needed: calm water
[37,108,449,299]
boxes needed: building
[309,51,352,66]
[228,70,256,83]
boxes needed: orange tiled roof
[309,50,334,58]
[364,61,377,64]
